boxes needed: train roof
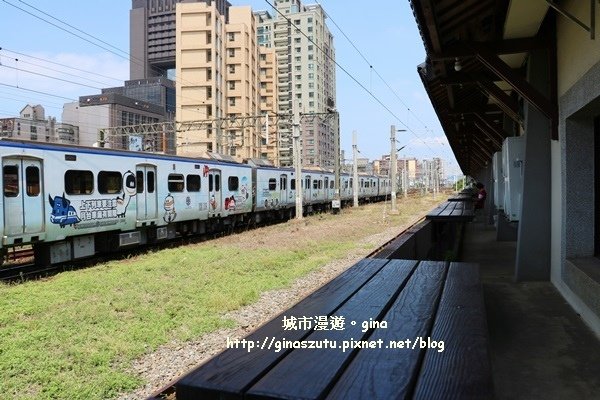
[0,138,252,168]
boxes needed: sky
[0,0,461,176]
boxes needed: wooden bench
[174,259,493,399]
[373,219,432,260]
[426,201,474,222]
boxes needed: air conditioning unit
[502,136,525,221]
[492,151,504,210]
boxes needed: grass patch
[0,195,442,399]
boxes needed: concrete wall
[557,0,600,97]
[553,11,600,335]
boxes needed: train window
[280,177,287,190]
[26,166,40,196]
[65,170,93,195]
[228,176,238,191]
[136,171,144,193]
[269,178,277,190]
[330,180,334,189]
[98,171,122,194]
[209,175,213,191]
[291,179,296,190]
[147,171,155,193]
[215,174,220,191]
[324,177,329,189]
[187,175,201,192]
[168,174,185,192]
[3,165,18,197]
[350,178,353,189]
[305,177,310,189]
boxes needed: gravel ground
[115,202,435,400]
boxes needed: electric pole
[390,125,398,213]
[353,130,359,207]
[332,109,341,213]
[293,109,303,219]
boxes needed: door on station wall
[2,157,44,236]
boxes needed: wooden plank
[413,262,494,400]
[175,258,390,400]
[325,261,448,400]
[373,233,415,259]
[246,259,418,400]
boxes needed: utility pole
[403,160,408,198]
[390,125,398,213]
[353,130,359,207]
[331,109,341,214]
[293,109,303,219]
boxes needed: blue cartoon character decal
[116,170,136,217]
[48,193,81,228]
[163,194,177,222]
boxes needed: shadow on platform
[462,221,600,399]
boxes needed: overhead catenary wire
[4,0,258,119]
[263,0,442,159]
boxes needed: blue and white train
[0,139,391,265]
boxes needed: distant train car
[0,138,393,267]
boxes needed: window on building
[308,73,314,79]
[229,81,236,90]
[65,170,94,195]
[228,32,235,41]
[294,38,301,43]
[229,65,236,73]
[295,47,301,53]
[309,82,314,89]
[309,101,314,107]
[228,48,235,57]
[260,53,266,61]
[98,171,122,194]
[307,26,313,32]
[229,97,236,106]
[308,45,313,51]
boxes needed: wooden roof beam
[470,43,554,120]
[430,38,545,61]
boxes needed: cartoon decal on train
[48,171,137,228]
[48,193,81,228]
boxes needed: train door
[136,165,158,222]
[2,157,44,236]
[304,175,311,203]
[324,177,330,200]
[279,174,287,206]
[209,169,222,216]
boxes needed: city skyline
[0,0,462,175]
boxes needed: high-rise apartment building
[130,0,231,79]
[259,46,279,163]
[176,2,263,160]
[256,0,337,168]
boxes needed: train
[0,138,391,266]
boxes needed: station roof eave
[409,0,555,176]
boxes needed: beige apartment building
[176,2,266,161]
[259,46,279,164]
[176,1,226,157]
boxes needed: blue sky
[0,0,461,175]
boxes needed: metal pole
[403,160,408,198]
[333,111,341,213]
[390,125,398,213]
[293,109,303,219]
[353,130,359,207]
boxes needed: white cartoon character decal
[163,194,177,222]
[116,170,136,217]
